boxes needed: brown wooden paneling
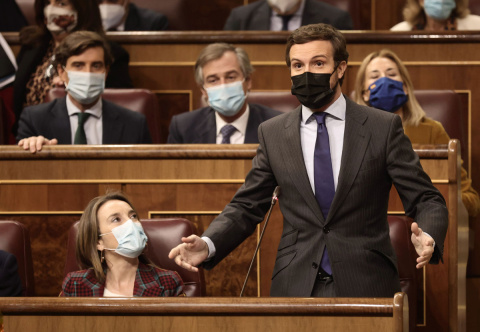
[0,295,408,332]
[0,143,464,332]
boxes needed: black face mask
[291,69,338,109]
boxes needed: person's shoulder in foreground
[0,250,23,297]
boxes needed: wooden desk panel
[0,142,465,332]
[0,295,408,332]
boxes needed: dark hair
[53,31,113,68]
[285,23,349,83]
[76,191,150,282]
[20,0,104,46]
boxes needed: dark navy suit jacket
[124,3,168,31]
[167,103,281,144]
[224,0,353,31]
[0,250,23,297]
[16,96,152,144]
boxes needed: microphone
[240,186,281,297]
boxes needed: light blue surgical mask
[205,80,247,117]
[100,219,148,258]
[65,70,105,105]
[424,0,456,20]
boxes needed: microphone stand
[239,186,280,297]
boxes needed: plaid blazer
[60,262,185,297]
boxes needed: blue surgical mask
[424,0,456,20]
[65,71,105,105]
[367,77,408,113]
[205,80,247,117]
[100,219,148,258]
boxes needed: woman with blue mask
[391,0,480,31]
[60,192,185,297]
[354,49,480,217]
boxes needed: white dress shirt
[301,94,346,193]
[269,0,305,31]
[215,104,250,144]
[66,95,103,145]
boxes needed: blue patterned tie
[313,112,335,275]
[220,124,237,144]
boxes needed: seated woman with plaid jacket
[60,192,184,297]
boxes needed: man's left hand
[411,222,434,269]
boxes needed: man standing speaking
[169,23,448,298]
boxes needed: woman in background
[60,192,184,297]
[354,48,480,217]
[391,0,480,31]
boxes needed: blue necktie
[313,112,335,275]
[220,124,237,144]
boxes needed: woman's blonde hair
[403,0,470,27]
[354,49,425,127]
[76,191,150,282]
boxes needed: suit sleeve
[0,253,23,297]
[16,107,39,142]
[202,123,278,269]
[386,115,448,263]
[223,8,241,30]
[140,116,152,143]
[167,115,181,143]
[335,10,354,30]
[153,14,168,30]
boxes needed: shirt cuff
[201,236,216,259]
[423,232,436,249]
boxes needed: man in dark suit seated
[17,31,151,153]
[98,0,168,31]
[224,0,353,31]
[167,43,281,144]
[0,250,23,297]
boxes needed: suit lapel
[327,99,370,222]
[196,109,216,143]
[301,0,317,25]
[282,106,325,224]
[123,3,138,30]
[245,104,260,143]
[51,97,72,144]
[102,100,123,144]
[251,2,272,30]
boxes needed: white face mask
[267,0,300,14]
[99,4,126,31]
[100,219,148,259]
[65,71,105,105]
[204,80,247,117]
[44,4,78,33]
